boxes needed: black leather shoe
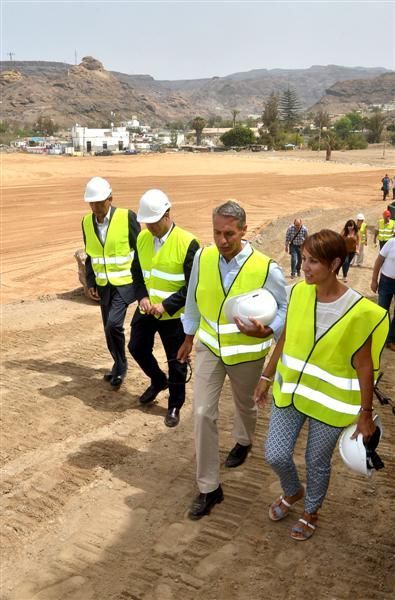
[164,408,180,428]
[224,443,252,468]
[103,372,113,382]
[188,485,224,520]
[139,382,168,405]
[111,374,126,388]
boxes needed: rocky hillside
[311,72,395,114]
[0,57,392,127]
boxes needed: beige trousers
[193,341,265,493]
[352,243,365,266]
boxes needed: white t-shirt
[316,288,361,340]
[380,237,395,279]
[286,284,361,340]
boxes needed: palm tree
[191,117,207,146]
[231,109,240,128]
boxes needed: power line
[8,52,15,61]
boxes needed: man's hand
[87,287,100,301]
[139,297,151,313]
[234,316,273,339]
[149,303,165,317]
[370,280,378,293]
[177,335,194,363]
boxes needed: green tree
[231,108,240,128]
[334,116,353,140]
[345,111,364,131]
[220,126,256,147]
[365,109,386,143]
[34,115,58,136]
[191,116,207,146]
[261,92,281,149]
[346,133,368,149]
[279,87,302,130]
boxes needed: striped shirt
[285,224,308,246]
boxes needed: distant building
[71,124,130,153]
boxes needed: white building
[71,125,130,153]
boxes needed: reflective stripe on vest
[196,245,274,365]
[272,282,389,427]
[83,208,133,287]
[377,219,395,241]
[137,225,198,320]
[359,222,367,244]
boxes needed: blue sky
[1,1,394,79]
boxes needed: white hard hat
[84,177,112,203]
[137,189,172,223]
[339,414,383,478]
[224,288,278,327]
[356,213,365,221]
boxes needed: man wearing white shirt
[371,236,395,351]
[177,200,287,519]
[82,177,140,388]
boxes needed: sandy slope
[1,150,394,600]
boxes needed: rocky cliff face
[311,72,395,113]
[0,57,392,127]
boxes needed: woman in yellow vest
[254,230,389,541]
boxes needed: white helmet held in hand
[224,288,278,326]
[339,414,384,478]
[137,189,172,223]
[84,177,112,202]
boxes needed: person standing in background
[352,213,367,267]
[374,210,395,250]
[381,174,390,201]
[371,235,395,352]
[82,177,140,388]
[285,218,308,279]
[340,219,359,282]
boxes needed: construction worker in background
[351,213,367,267]
[177,200,287,520]
[285,218,308,279]
[374,210,395,250]
[128,189,199,427]
[82,177,140,387]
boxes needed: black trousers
[99,286,130,377]
[128,308,187,410]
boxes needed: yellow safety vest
[83,208,134,287]
[359,222,367,244]
[273,282,389,427]
[137,225,198,320]
[196,246,274,365]
[377,218,395,242]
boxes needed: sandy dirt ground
[1,149,394,600]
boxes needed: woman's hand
[253,378,271,409]
[352,411,376,442]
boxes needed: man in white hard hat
[177,200,287,519]
[128,189,199,427]
[351,213,367,267]
[82,176,140,387]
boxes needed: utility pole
[8,52,15,61]
[74,49,78,65]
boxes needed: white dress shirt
[95,207,112,244]
[183,241,287,340]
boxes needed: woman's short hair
[213,200,246,229]
[303,229,347,273]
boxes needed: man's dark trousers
[99,284,134,378]
[128,309,187,410]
